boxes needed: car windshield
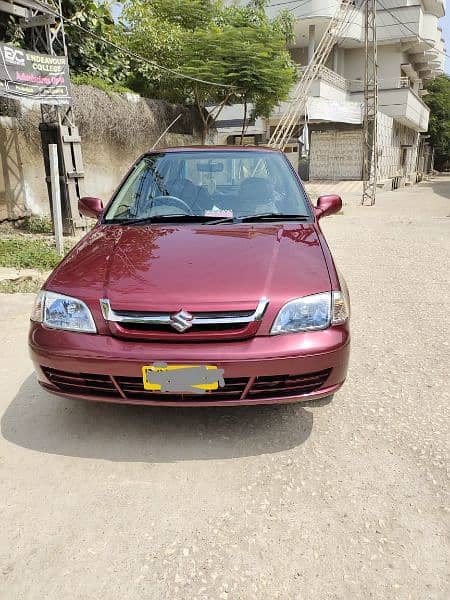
[103,150,311,223]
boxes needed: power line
[265,0,358,18]
[335,0,367,47]
[67,21,236,88]
[269,0,358,149]
[285,1,352,18]
[269,0,309,7]
[31,0,449,91]
[279,0,448,61]
[376,0,449,60]
[30,0,236,89]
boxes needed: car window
[106,159,149,219]
[104,150,310,222]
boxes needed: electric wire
[269,0,310,8]
[376,0,449,60]
[27,0,450,92]
[279,0,448,61]
[28,0,236,88]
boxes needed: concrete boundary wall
[0,85,202,221]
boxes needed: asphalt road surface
[1,176,449,599]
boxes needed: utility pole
[31,0,85,233]
[362,0,378,206]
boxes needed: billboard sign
[0,43,71,104]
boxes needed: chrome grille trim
[99,297,269,326]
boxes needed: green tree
[178,26,237,143]
[425,75,450,170]
[219,0,296,143]
[0,1,128,90]
[121,0,187,98]
[122,0,234,139]
[122,0,296,143]
[138,0,221,31]
[61,1,128,83]
[0,1,126,82]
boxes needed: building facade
[216,0,446,186]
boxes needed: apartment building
[216,0,446,186]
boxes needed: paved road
[1,177,449,599]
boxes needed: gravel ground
[0,176,449,599]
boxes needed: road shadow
[302,395,333,407]
[429,176,450,200]
[1,373,315,463]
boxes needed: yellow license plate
[142,363,223,393]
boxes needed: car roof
[145,145,281,155]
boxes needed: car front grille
[115,376,249,402]
[42,367,331,402]
[42,368,121,398]
[248,370,332,399]
[117,322,247,334]
[100,298,268,342]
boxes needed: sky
[109,2,449,75]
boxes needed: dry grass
[0,84,201,151]
[72,85,200,149]
[0,278,42,294]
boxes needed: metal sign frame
[0,0,84,233]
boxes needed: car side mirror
[79,196,104,219]
[315,194,342,219]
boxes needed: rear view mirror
[197,162,224,173]
[79,197,104,219]
[315,194,342,219]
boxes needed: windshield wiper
[105,213,311,226]
[239,213,310,222]
[202,216,239,225]
[205,213,310,225]
[106,214,218,226]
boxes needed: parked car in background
[29,146,350,406]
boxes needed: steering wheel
[148,195,194,215]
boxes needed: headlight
[271,291,349,335]
[30,290,96,333]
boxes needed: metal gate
[310,130,363,180]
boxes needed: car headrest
[239,177,274,202]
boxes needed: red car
[29,146,350,407]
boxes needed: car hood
[46,223,331,312]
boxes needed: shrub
[21,216,53,234]
[0,238,63,271]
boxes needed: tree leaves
[425,76,450,170]
[122,0,296,141]
[62,1,130,83]
[0,0,296,143]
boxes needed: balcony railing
[297,65,349,91]
[296,64,414,94]
[349,77,412,93]
[318,65,350,90]
[295,62,417,94]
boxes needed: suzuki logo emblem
[170,310,194,332]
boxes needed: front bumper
[29,323,350,407]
